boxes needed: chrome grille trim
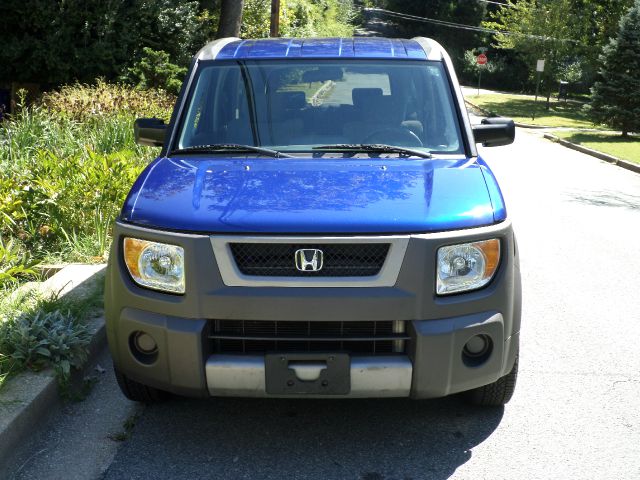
[211,235,409,287]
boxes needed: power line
[365,8,580,44]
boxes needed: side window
[179,69,215,148]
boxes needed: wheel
[114,366,167,403]
[465,354,519,407]
[362,127,423,147]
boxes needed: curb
[0,265,107,468]
[544,133,640,174]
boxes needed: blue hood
[121,156,504,234]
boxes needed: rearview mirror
[472,117,515,147]
[134,118,167,147]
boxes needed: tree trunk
[216,0,244,39]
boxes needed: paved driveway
[6,129,640,480]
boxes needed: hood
[121,156,503,234]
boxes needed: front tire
[465,354,518,407]
[114,366,167,403]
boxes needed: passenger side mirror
[134,118,167,147]
[472,117,515,147]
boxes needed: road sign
[477,53,488,65]
[536,59,545,72]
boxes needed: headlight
[123,238,185,294]
[436,239,500,295]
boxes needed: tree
[587,0,640,136]
[484,0,576,105]
[383,0,487,62]
[0,0,212,86]
[216,0,245,38]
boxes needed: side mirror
[134,118,167,147]
[472,117,515,147]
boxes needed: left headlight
[123,238,185,294]
[436,239,500,295]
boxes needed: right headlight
[123,238,185,294]
[436,239,500,295]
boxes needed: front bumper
[109,308,518,398]
[106,220,521,399]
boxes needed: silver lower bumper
[205,355,412,398]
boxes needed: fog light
[464,335,489,356]
[133,331,158,354]
[129,331,159,365]
[462,334,493,367]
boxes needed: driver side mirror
[134,118,167,147]
[472,117,515,147]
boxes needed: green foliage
[1,310,90,379]
[0,83,171,263]
[0,0,214,86]
[0,286,102,388]
[382,0,486,63]
[484,0,575,96]
[0,235,38,288]
[587,0,640,135]
[241,0,355,38]
[122,48,188,95]
[40,80,175,122]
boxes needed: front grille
[229,243,389,277]
[208,320,407,355]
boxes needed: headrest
[352,88,383,107]
[272,91,306,110]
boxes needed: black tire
[465,354,519,407]
[114,366,167,404]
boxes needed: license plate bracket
[265,353,350,395]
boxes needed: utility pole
[270,0,280,37]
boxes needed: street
[6,128,640,480]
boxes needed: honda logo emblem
[295,249,324,272]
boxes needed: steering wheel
[362,127,423,147]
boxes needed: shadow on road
[566,189,640,211]
[106,396,503,480]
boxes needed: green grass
[553,131,640,164]
[467,93,600,129]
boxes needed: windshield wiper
[170,144,293,158]
[313,144,432,159]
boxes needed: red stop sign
[477,53,488,65]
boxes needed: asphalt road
[6,129,640,480]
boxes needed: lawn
[467,93,599,129]
[552,131,640,164]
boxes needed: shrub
[40,80,175,122]
[1,310,90,379]
[0,83,170,263]
[122,48,188,95]
[0,286,102,388]
[0,235,38,288]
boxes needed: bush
[122,48,188,95]
[0,83,172,264]
[0,286,102,388]
[40,80,175,122]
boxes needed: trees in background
[1,0,354,92]
[383,0,487,65]
[587,0,640,135]
[0,0,212,87]
[484,0,575,102]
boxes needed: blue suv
[105,37,520,406]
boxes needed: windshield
[177,59,463,155]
